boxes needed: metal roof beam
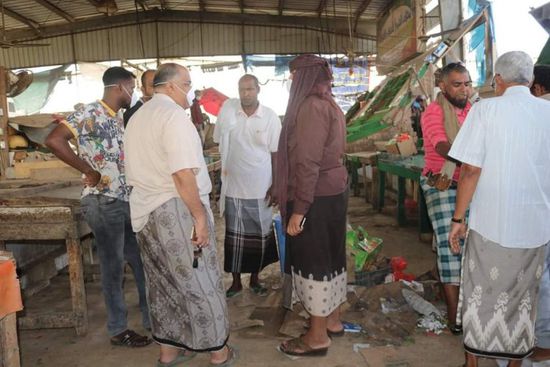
[239,0,244,14]
[317,0,327,17]
[32,0,74,22]
[3,6,41,34]
[4,8,376,42]
[158,0,168,10]
[135,0,150,11]
[278,0,285,16]
[198,0,206,12]
[353,0,373,33]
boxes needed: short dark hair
[102,66,135,86]
[239,74,259,88]
[141,69,155,86]
[153,63,181,86]
[533,65,550,92]
[440,62,469,80]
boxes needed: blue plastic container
[273,214,286,273]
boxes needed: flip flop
[210,345,239,367]
[279,336,329,357]
[225,288,242,298]
[157,350,197,367]
[250,284,268,296]
[303,322,345,337]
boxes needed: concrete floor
[17,196,504,367]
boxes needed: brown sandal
[110,329,152,347]
[280,336,329,357]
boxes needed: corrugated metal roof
[0,0,410,68]
[0,20,376,68]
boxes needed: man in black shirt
[123,69,155,127]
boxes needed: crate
[353,264,392,287]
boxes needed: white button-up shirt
[449,86,550,248]
[124,94,212,232]
[214,99,281,203]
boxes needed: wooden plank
[18,312,76,330]
[66,236,88,335]
[0,313,21,367]
[13,159,80,180]
[0,224,73,241]
[0,67,9,179]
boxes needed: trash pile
[346,225,385,272]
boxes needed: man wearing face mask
[123,69,156,127]
[124,63,236,367]
[419,62,472,336]
[45,67,152,347]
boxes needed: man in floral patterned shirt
[45,67,151,347]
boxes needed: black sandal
[448,324,463,335]
[110,329,152,347]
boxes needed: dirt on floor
[17,196,503,367]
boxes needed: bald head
[238,74,260,110]
[153,63,192,109]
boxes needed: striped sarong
[420,176,465,284]
[136,198,229,351]
[224,197,278,273]
[459,230,547,360]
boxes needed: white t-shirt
[214,99,281,199]
[124,93,212,232]
[449,86,550,248]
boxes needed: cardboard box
[396,138,417,156]
[385,143,400,155]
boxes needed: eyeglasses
[154,80,192,89]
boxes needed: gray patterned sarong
[136,197,229,351]
[459,230,547,360]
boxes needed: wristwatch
[451,217,464,224]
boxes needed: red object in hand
[199,87,229,116]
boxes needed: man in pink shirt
[420,62,472,335]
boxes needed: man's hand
[265,185,278,207]
[286,213,305,236]
[83,169,101,187]
[192,215,209,248]
[448,221,467,254]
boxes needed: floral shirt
[62,100,129,201]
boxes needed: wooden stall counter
[0,186,89,336]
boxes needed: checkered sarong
[420,176,465,284]
[223,197,278,273]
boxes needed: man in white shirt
[213,75,281,297]
[124,63,236,367]
[529,64,550,363]
[448,51,550,367]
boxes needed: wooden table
[345,151,380,204]
[375,153,432,236]
[0,194,89,335]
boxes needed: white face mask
[156,81,192,109]
[186,87,196,107]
